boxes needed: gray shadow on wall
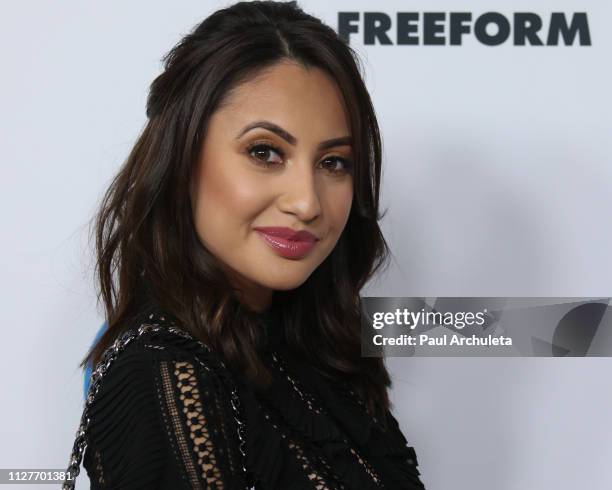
[378,132,559,298]
[371,134,563,489]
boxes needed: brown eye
[248,143,284,165]
[319,156,353,174]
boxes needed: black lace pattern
[82,311,426,489]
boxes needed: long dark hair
[80,0,393,422]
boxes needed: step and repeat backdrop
[1,1,610,489]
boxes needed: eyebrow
[236,120,352,151]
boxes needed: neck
[220,264,273,313]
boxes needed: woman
[69,1,426,488]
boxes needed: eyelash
[246,141,354,175]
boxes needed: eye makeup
[244,140,353,175]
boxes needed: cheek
[322,180,354,236]
[192,160,268,242]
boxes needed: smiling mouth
[253,227,319,260]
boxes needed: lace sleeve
[83,336,247,489]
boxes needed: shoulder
[89,320,229,406]
[83,328,175,488]
[85,320,221,434]
[84,320,244,488]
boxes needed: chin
[256,264,316,291]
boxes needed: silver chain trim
[62,314,253,489]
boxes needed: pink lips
[254,226,319,259]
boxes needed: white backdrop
[1,1,610,488]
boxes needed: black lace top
[82,305,426,489]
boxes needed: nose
[277,160,322,223]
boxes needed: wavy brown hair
[80,0,393,422]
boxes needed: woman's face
[191,60,354,312]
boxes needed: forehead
[212,61,351,137]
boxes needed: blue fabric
[83,322,108,400]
